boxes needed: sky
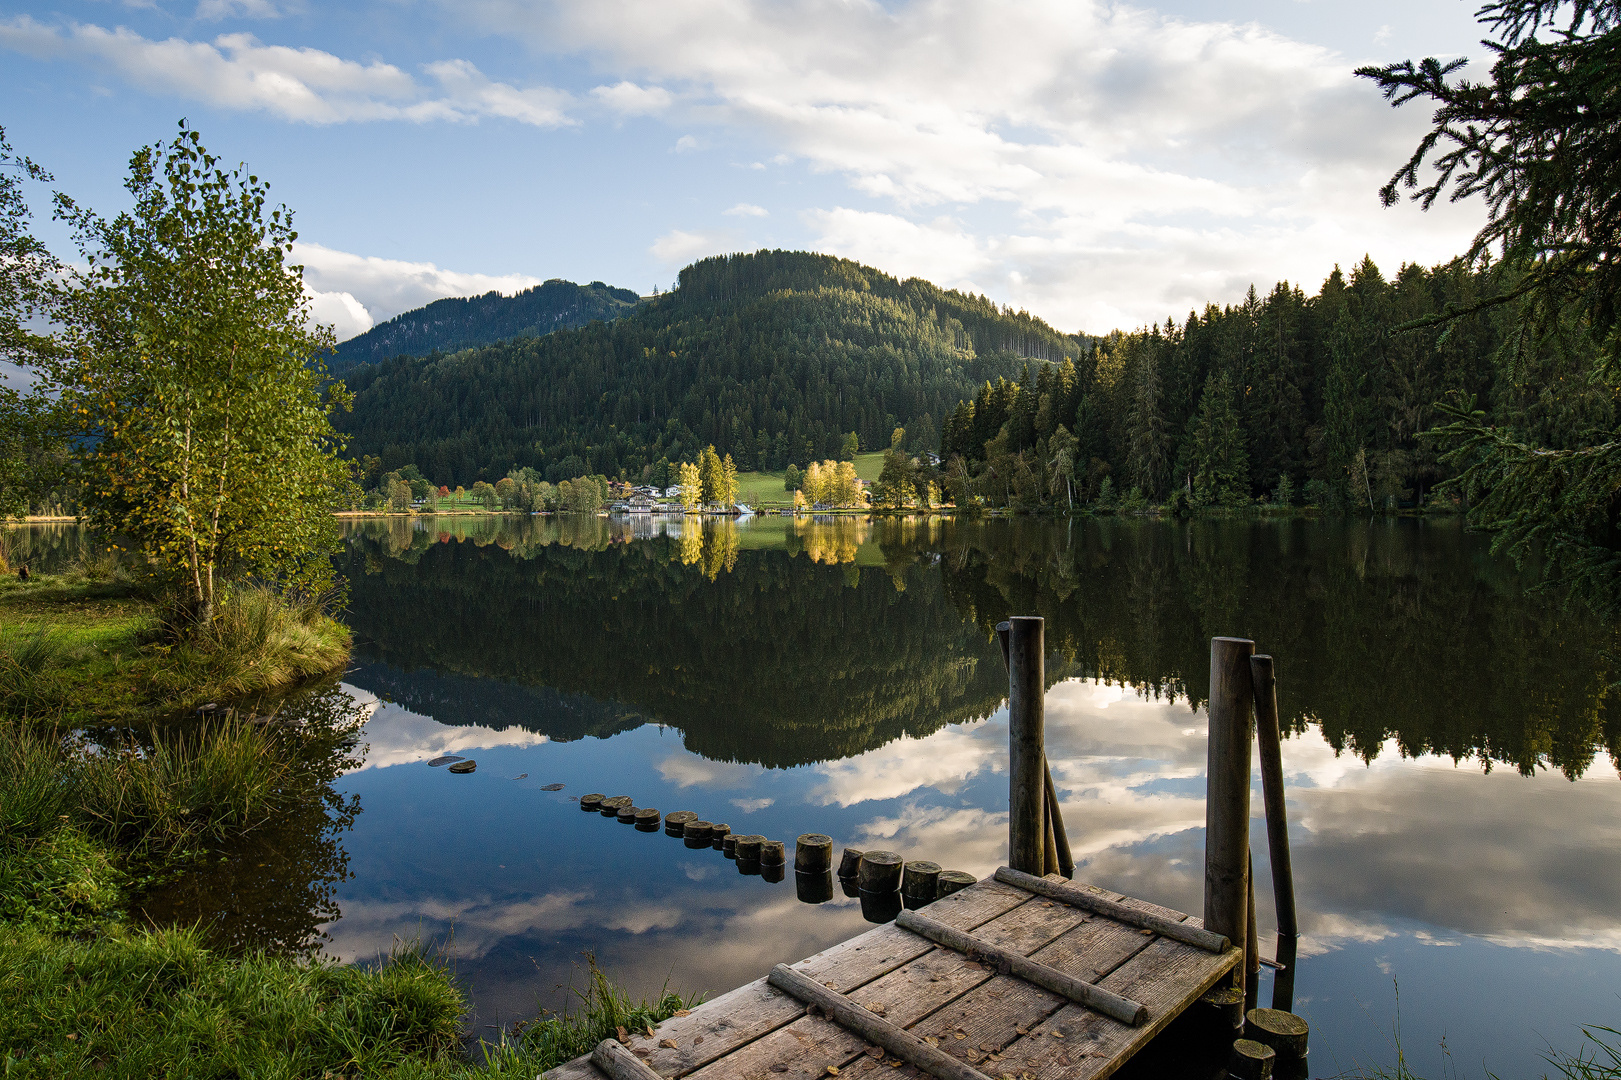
[1,0,1497,342]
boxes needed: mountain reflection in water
[50,510,1616,1080]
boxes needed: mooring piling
[1006,616,1047,876]
[1251,653,1300,1012]
[1206,636,1255,993]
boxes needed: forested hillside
[338,250,1090,486]
[330,278,642,372]
[940,255,1608,511]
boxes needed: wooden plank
[890,902,1170,1072]
[678,885,1087,1080]
[596,1039,667,1080]
[977,938,1241,1080]
[893,910,1146,1026]
[994,869,1227,953]
[544,877,1033,1080]
[768,964,995,1080]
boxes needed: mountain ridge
[330,278,643,372]
[338,249,1094,486]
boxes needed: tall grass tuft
[475,954,698,1076]
[0,720,296,854]
[0,624,71,716]
[153,583,350,701]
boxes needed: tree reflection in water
[342,514,1621,780]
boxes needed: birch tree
[54,123,352,625]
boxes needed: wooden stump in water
[760,840,786,865]
[1229,1039,1275,1080]
[580,794,605,811]
[796,870,834,904]
[795,834,833,874]
[665,810,697,835]
[601,796,631,816]
[762,861,785,883]
[858,850,903,893]
[733,835,765,861]
[859,889,902,924]
[935,871,976,898]
[617,805,639,823]
[722,834,738,857]
[1245,1009,1309,1080]
[736,855,762,876]
[684,820,714,842]
[836,847,864,879]
[902,861,941,902]
[1200,987,1246,1033]
[448,760,477,774]
[710,823,731,850]
[634,808,660,831]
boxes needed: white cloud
[438,0,1485,330]
[306,289,373,341]
[196,0,284,19]
[0,18,574,128]
[294,241,543,337]
[723,202,769,218]
[590,80,672,115]
[650,228,726,266]
[672,134,698,152]
[339,688,548,772]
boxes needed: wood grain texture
[993,869,1227,953]
[894,910,1146,1026]
[767,964,996,1080]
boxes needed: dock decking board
[544,874,1239,1080]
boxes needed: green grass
[0,928,695,1079]
[0,573,350,724]
[0,926,467,1078]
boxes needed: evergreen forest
[939,256,1606,513]
[337,250,1089,486]
[330,277,643,373]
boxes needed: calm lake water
[18,515,1621,1077]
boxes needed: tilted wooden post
[1008,616,1046,875]
[1205,636,1255,994]
[1251,654,1300,1012]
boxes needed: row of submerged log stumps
[1000,619,1310,1080]
[574,796,980,920]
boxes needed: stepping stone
[540,783,565,791]
[427,756,465,767]
[448,760,477,773]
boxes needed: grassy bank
[0,925,691,1078]
[0,568,350,724]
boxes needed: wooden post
[1206,636,1255,989]
[1250,654,1300,1013]
[902,860,941,903]
[1044,763,1074,879]
[1008,615,1046,875]
[837,847,864,879]
[858,850,903,893]
[795,834,833,873]
[1246,851,1260,1009]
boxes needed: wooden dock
[545,869,1239,1080]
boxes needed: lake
[26,513,1620,1078]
